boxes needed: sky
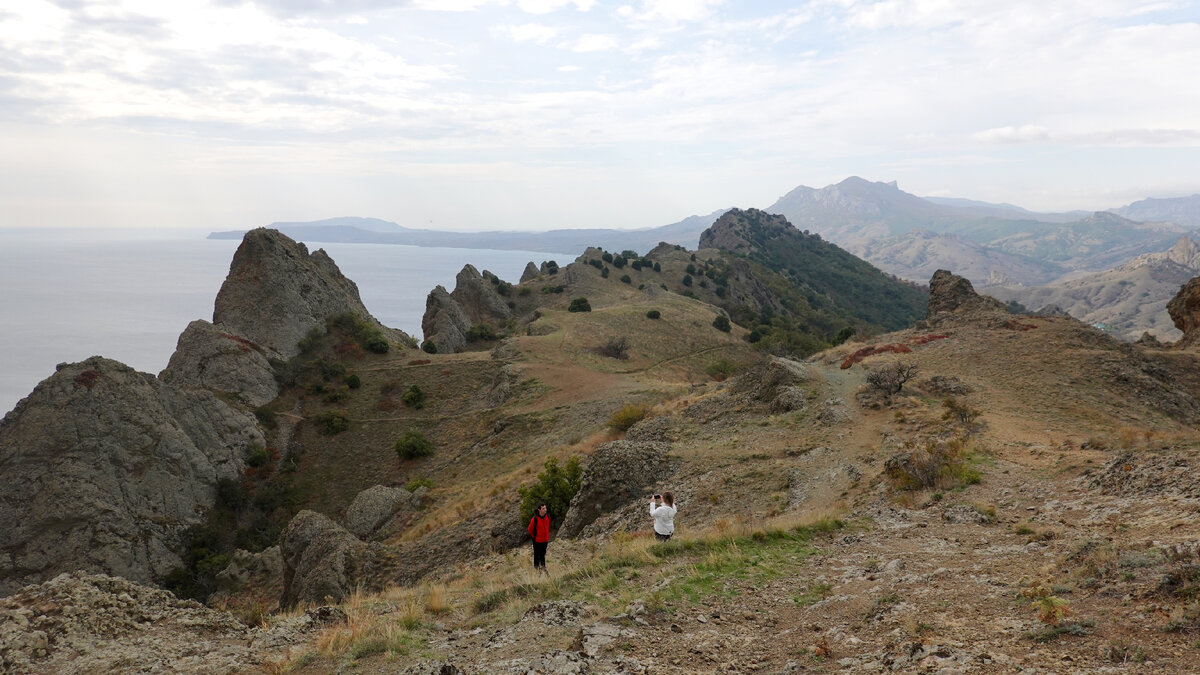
[1,0,1199,233]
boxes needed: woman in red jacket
[527,503,551,571]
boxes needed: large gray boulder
[280,511,374,607]
[1167,275,1200,348]
[343,485,421,540]
[159,320,279,407]
[0,357,262,595]
[452,265,512,324]
[558,440,675,538]
[213,228,406,359]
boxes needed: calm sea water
[0,231,574,416]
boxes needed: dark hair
[662,491,674,507]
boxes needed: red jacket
[527,514,550,543]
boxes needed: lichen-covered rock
[213,228,406,359]
[159,320,279,407]
[280,510,377,607]
[926,269,1009,325]
[343,485,419,540]
[558,441,675,538]
[1167,276,1200,348]
[729,357,810,411]
[214,546,283,597]
[452,265,512,324]
[0,357,262,595]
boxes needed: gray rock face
[159,320,279,407]
[422,285,472,354]
[215,546,284,596]
[280,510,373,607]
[343,485,419,540]
[0,357,262,596]
[520,262,540,283]
[452,265,512,324]
[926,269,1009,324]
[213,228,403,359]
[558,440,675,538]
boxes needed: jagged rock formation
[925,269,1009,325]
[1167,275,1200,348]
[213,228,406,359]
[280,510,384,607]
[728,357,811,412]
[0,357,262,595]
[558,441,676,538]
[421,265,513,354]
[159,320,279,407]
[520,262,540,283]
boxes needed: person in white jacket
[650,491,677,541]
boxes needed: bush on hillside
[395,430,434,460]
[421,340,438,354]
[518,456,583,521]
[620,274,632,284]
[312,411,350,435]
[568,297,591,312]
[466,323,499,342]
[595,336,630,359]
[866,361,918,395]
[705,357,739,381]
[712,315,732,332]
[345,373,361,389]
[609,403,646,431]
[646,309,661,320]
[402,384,426,409]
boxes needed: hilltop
[6,224,1200,672]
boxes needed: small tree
[402,384,426,409]
[596,336,630,359]
[519,456,583,521]
[866,361,918,395]
[682,274,693,287]
[421,340,438,354]
[395,429,434,460]
[645,309,661,320]
[568,297,592,312]
[712,315,732,332]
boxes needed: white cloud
[631,0,725,23]
[556,64,580,71]
[516,0,596,14]
[973,125,1052,144]
[571,33,619,52]
[496,22,558,43]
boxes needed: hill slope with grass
[8,236,1200,673]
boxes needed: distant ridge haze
[210,177,1200,287]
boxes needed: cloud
[973,125,1052,144]
[571,33,619,52]
[496,22,558,44]
[516,0,596,14]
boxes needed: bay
[0,231,575,416]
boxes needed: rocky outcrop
[159,320,279,407]
[343,485,421,540]
[729,357,811,412]
[213,228,405,359]
[422,285,472,354]
[1167,276,1200,348]
[520,262,540,283]
[699,208,792,255]
[926,269,1009,325]
[421,265,514,353]
[0,357,262,595]
[558,441,676,538]
[280,510,383,607]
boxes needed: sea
[0,229,575,417]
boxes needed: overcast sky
[2,0,1198,232]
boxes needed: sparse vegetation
[401,385,426,409]
[313,411,350,435]
[595,336,630,359]
[568,297,592,312]
[865,361,918,395]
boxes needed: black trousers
[532,541,547,568]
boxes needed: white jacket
[650,499,677,536]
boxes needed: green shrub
[544,261,559,274]
[518,456,583,520]
[246,444,272,468]
[609,403,646,431]
[620,274,632,284]
[705,358,739,381]
[612,255,626,269]
[406,477,435,491]
[402,385,426,409]
[602,251,613,263]
[421,340,438,354]
[682,274,693,287]
[395,430,434,460]
[568,297,592,312]
[313,411,350,435]
[712,315,732,332]
[518,286,532,296]
[345,374,362,389]
[645,309,661,320]
[253,406,278,429]
[466,324,499,342]
[364,335,390,354]
[600,267,609,278]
